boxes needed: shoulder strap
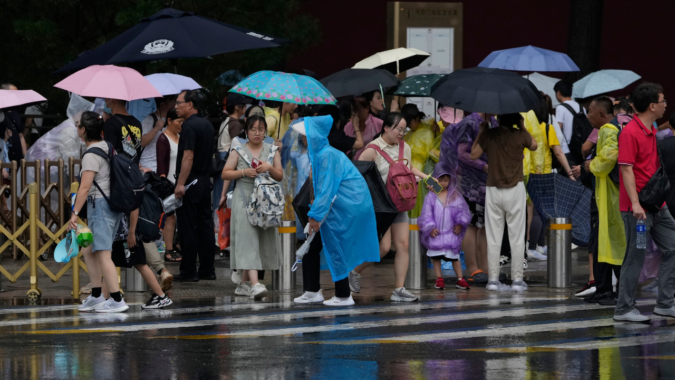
[217,117,230,140]
[398,139,405,158]
[266,144,277,164]
[366,144,394,164]
[560,103,577,116]
[233,145,253,166]
[150,113,158,126]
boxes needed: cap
[225,92,253,108]
[290,118,306,135]
[438,106,464,124]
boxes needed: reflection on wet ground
[0,253,673,379]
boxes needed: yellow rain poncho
[590,123,625,265]
[520,111,547,201]
[403,119,436,171]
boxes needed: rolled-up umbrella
[353,48,431,75]
[478,45,579,72]
[526,173,592,246]
[572,70,641,99]
[145,73,201,96]
[320,68,399,98]
[430,67,540,114]
[292,161,398,242]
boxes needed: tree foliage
[0,0,322,118]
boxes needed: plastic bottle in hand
[636,219,647,249]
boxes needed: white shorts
[427,249,459,260]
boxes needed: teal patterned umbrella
[394,74,444,96]
[229,70,336,105]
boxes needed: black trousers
[177,179,215,277]
[302,231,351,298]
[528,207,546,250]
[592,244,621,293]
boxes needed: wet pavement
[0,250,673,379]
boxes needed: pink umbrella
[0,90,47,109]
[54,65,162,101]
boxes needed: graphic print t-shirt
[103,114,143,163]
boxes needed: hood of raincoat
[305,115,333,158]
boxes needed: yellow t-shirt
[531,122,560,174]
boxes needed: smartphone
[251,158,261,168]
[428,178,443,194]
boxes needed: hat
[438,106,464,124]
[224,93,253,109]
[291,118,306,135]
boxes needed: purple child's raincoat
[418,168,472,256]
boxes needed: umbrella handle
[380,84,385,109]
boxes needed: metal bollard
[272,220,296,291]
[405,218,427,289]
[547,217,572,288]
[124,267,148,292]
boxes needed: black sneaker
[584,291,611,303]
[598,292,618,306]
[142,294,173,309]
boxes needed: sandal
[164,249,182,262]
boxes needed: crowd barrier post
[273,220,297,291]
[405,218,427,289]
[547,217,572,288]
[27,183,40,303]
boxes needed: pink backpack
[368,141,417,212]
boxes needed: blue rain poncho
[305,115,380,281]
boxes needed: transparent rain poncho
[305,115,380,281]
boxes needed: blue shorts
[87,197,122,252]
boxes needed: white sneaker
[78,295,106,312]
[348,270,361,293]
[654,306,675,318]
[391,287,418,302]
[234,281,252,296]
[528,250,547,261]
[499,256,510,266]
[486,281,500,291]
[536,245,547,255]
[523,259,528,269]
[614,308,650,323]
[294,290,325,304]
[231,270,242,285]
[323,295,355,306]
[251,283,268,300]
[511,280,528,292]
[97,297,129,313]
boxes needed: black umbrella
[430,67,540,114]
[55,8,290,73]
[291,161,398,242]
[319,68,400,98]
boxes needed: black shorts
[111,239,147,268]
[464,197,485,228]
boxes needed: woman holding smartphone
[221,116,283,300]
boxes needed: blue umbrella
[55,8,289,73]
[478,45,579,72]
[526,174,592,246]
[572,70,641,98]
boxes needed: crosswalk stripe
[14,296,566,334]
[162,302,630,340]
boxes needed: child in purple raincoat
[419,171,472,290]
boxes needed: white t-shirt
[548,114,569,154]
[555,100,585,149]
[81,141,111,199]
[139,113,165,171]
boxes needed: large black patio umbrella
[430,67,540,114]
[319,68,399,98]
[292,161,398,242]
[55,8,290,73]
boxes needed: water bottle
[636,219,647,249]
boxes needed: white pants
[485,182,526,282]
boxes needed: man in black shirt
[313,105,363,154]
[174,90,216,281]
[0,84,27,161]
[103,99,143,163]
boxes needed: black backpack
[561,103,594,165]
[137,184,163,242]
[85,141,145,214]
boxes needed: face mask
[103,106,112,114]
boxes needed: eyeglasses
[175,100,188,105]
[655,99,667,104]
[393,127,407,134]
[248,129,266,135]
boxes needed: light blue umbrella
[572,70,641,99]
[478,45,579,72]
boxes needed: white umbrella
[144,73,202,96]
[523,72,560,107]
[353,48,430,75]
[572,70,641,99]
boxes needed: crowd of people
[4,76,675,322]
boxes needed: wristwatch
[73,210,79,216]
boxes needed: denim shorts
[87,197,122,252]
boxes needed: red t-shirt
[618,115,660,211]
